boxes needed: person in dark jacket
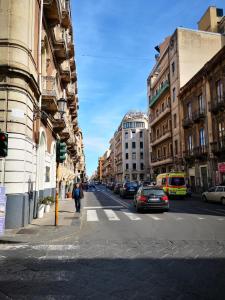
[72,183,84,213]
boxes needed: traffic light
[0,132,8,157]
[56,140,67,163]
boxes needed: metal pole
[55,162,59,226]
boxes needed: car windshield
[143,189,165,196]
[169,177,185,186]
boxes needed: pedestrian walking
[72,183,84,213]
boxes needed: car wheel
[202,196,208,202]
[221,197,225,205]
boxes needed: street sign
[0,186,7,235]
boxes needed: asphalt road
[0,185,225,299]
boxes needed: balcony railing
[210,96,225,114]
[60,60,71,83]
[151,129,172,146]
[43,0,62,25]
[149,81,170,108]
[149,104,171,126]
[52,26,67,61]
[151,153,173,163]
[193,145,208,158]
[182,115,193,128]
[192,108,206,123]
[211,137,225,156]
[42,76,58,114]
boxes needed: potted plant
[43,196,54,213]
[37,199,45,218]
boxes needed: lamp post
[55,97,67,226]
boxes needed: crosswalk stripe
[121,209,141,220]
[104,209,120,221]
[149,215,162,220]
[197,217,205,220]
[87,210,99,222]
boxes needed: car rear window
[169,177,185,186]
[143,189,165,196]
[125,182,138,187]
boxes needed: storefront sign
[0,186,7,235]
[218,163,225,173]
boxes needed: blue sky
[72,0,225,177]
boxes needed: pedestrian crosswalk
[84,208,225,223]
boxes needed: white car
[202,186,225,205]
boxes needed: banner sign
[0,186,6,235]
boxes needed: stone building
[0,0,84,228]
[180,45,225,192]
[147,7,225,179]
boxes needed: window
[133,163,136,170]
[45,166,50,182]
[174,140,178,155]
[140,163,144,170]
[172,87,176,102]
[132,142,136,149]
[162,178,166,186]
[187,102,192,118]
[125,132,128,139]
[198,94,204,113]
[140,131,143,138]
[126,163,129,170]
[125,153,129,159]
[140,152,144,159]
[157,149,161,158]
[188,135,193,151]
[132,152,136,160]
[125,142,128,149]
[199,128,205,146]
[174,114,177,128]
[171,62,175,75]
[131,130,135,138]
[162,102,165,111]
[216,79,223,102]
[140,141,143,149]
[216,187,224,192]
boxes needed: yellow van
[156,173,187,197]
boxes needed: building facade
[147,10,225,179]
[0,0,85,229]
[181,45,225,192]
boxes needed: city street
[0,186,225,299]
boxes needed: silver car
[202,186,225,205]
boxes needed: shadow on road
[0,256,225,299]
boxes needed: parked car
[120,182,138,198]
[134,186,169,212]
[114,183,122,194]
[202,186,225,204]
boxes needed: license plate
[129,189,135,191]
[148,198,160,202]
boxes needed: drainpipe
[35,0,44,213]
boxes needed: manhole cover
[17,229,38,235]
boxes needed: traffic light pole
[55,162,60,226]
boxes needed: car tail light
[138,195,147,202]
[161,195,168,201]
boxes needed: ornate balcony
[183,149,195,162]
[71,71,77,83]
[150,154,173,166]
[192,108,206,123]
[52,26,67,61]
[210,96,225,114]
[60,60,71,84]
[41,76,58,114]
[211,137,225,157]
[182,115,193,129]
[52,117,66,133]
[59,128,70,142]
[61,0,71,28]
[193,145,208,159]
[43,0,62,25]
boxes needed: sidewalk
[0,198,82,244]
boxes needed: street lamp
[57,97,67,118]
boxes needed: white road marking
[87,210,99,222]
[175,217,184,220]
[201,208,225,216]
[149,215,162,221]
[217,218,224,221]
[83,206,123,209]
[197,217,205,220]
[100,190,129,208]
[122,209,141,221]
[32,245,80,251]
[104,209,120,221]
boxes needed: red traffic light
[0,133,6,141]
